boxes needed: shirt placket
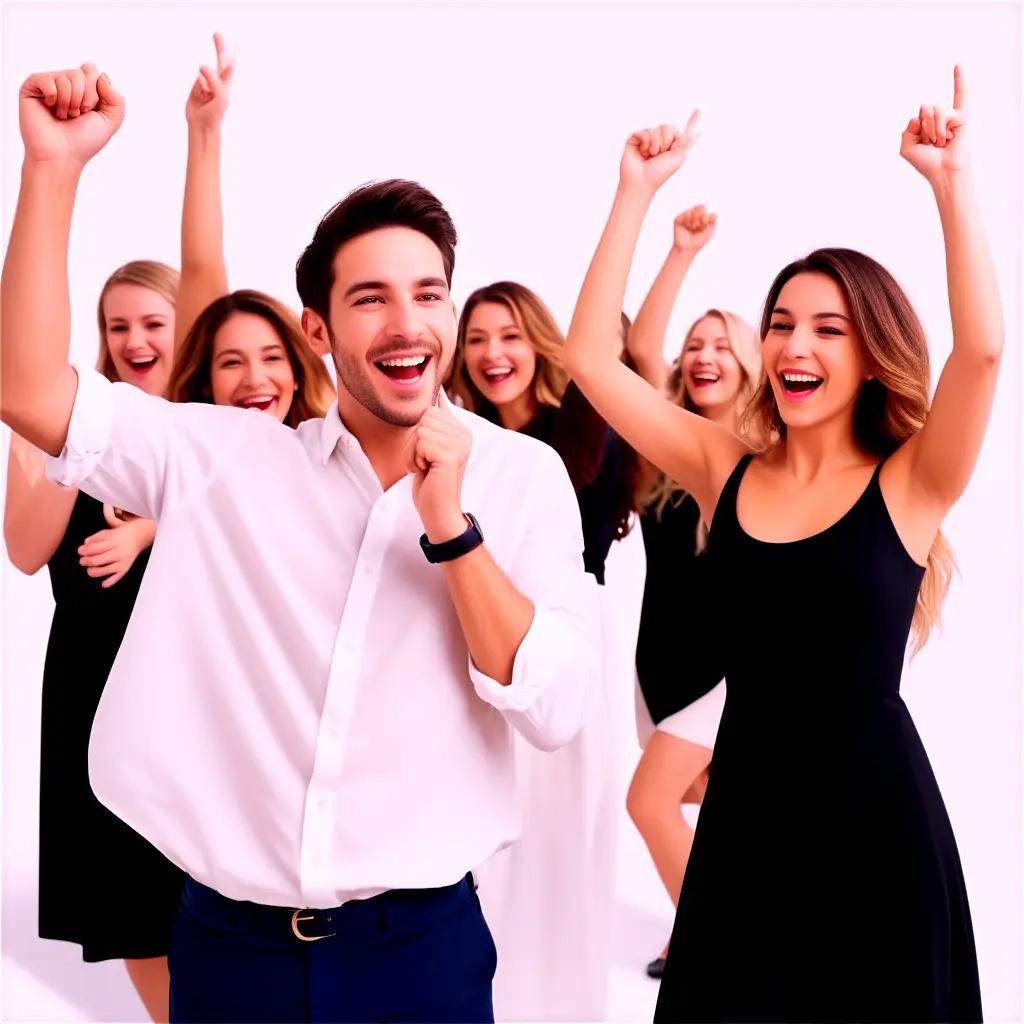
[298,459,396,903]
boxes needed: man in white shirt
[2,63,597,1023]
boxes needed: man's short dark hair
[295,179,457,321]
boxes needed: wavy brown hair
[449,281,569,418]
[96,261,180,383]
[165,290,335,428]
[740,248,954,654]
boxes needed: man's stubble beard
[330,333,451,428]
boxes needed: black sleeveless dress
[655,455,982,1023]
[636,493,723,725]
[38,491,184,961]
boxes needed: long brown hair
[449,281,569,419]
[96,261,180,382]
[741,248,954,654]
[165,290,335,427]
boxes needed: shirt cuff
[467,604,559,711]
[44,365,115,487]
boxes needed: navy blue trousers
[168,873,496,1023]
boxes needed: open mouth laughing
[481,365,516,388]
[779,370,824,402]
[374,353,433,390]
[126,355,158,375]
[236,394,278,413]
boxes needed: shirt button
[364,564,373,575]
[317,797,326,809]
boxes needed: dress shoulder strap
[709,452,755,534]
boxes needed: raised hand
[673,204,717,253]
[900,65,969,182]
[404,404,473,544]
[619,112,700,196]
[19,64,124,166]
[185,32,234,130]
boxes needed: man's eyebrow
[344,280,387,299]
[343,277,449,299]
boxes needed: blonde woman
[4,260,184,1022]
[623,207,762,980]
[451,282,637,1021]
[565,69,995,1022]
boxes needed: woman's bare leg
[124,956,170,1023]
[627,731,713,954]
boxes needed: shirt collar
[318,390,465,466]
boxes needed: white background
[1,2,1020,1021]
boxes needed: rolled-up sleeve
[469,444,599,751]
[46,365,244,520]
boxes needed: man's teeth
[379,356,427,368]
[782,373,823,383]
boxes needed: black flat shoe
[646,956,667,979]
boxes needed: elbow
[981,343,1004,368]
[4,538,45,576]
[527,716,583,753]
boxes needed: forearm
[1,160,81,449]
[441,544,535,687]
[4,434,77,573]
[630,248,695,390]
[565,185,654,380]
[177,124,228,346]
[933,171,1004,364]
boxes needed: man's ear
[302,307,331,358]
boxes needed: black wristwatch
[419,514,484,564]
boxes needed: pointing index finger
[953,64,967,112]
[681,109,701,144]
[213,32,230,76]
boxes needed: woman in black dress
[565,70,994,1022]
[449,281,637,1021]
[4,259,185,1021]
[623,205,762,980]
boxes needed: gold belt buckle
[291,908,335,942]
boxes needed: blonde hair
[96,261,180,383]
[165,290,335,428]
[449,281,569,417]
[641,309,762,553]
[740,248,954,654]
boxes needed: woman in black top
[5,260,184,1022]
[565,73,992,1022]
[449,281,637,1021]
[623,206,762,979]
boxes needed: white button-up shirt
[47,368,597,909]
